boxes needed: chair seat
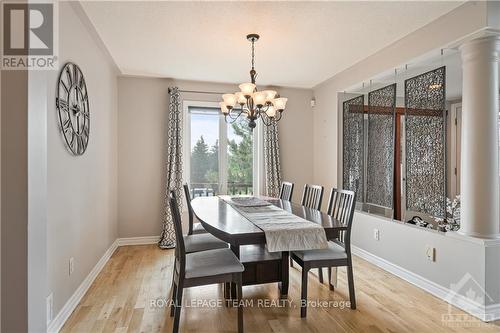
[186,248,245,279]
[192,222,207,234]
[184,233,228,253]
[293,241,347,262]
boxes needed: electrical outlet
[425,246,436,262]
[46,293,53,324]
[373,229,380,241]
[69,257,75,276]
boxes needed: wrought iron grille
[343,95,364,201]
[367,84,396,209]
[404,66,446,218]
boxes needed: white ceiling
[81,1,464,89]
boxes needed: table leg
[330,267,338,287]
[279,251,289,297]
[230,244,240,301]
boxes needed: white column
[459,36,500,238]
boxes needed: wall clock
[56,62,90,155]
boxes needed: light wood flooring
[61,245,500,332]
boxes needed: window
[183,101,260,198]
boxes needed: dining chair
[168,190,245,333]
[181,185,228,253]
[291,188,356,318]
[279,181,294,201]
[301,184,324,210]
[183,183,208,235]
[291,184,324,279]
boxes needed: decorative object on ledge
[434,195,461,232]
[367,84,396,210]
[407,215,435,229]
[404,66,446,218]
[56,62,90,156]
[219,34,287,129]
[343,95,364,201]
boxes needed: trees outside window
[187,106,254,197]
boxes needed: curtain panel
[159,87,184,249]
[264,122,282,197]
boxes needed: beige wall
[47,2,118,317]
[118,77,313,237]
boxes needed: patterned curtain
[159,87,183,249]
[264,122,282,197]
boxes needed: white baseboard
[47,236,160,332]
[47,239,119,333]
[117,235,159,246]
[352,245,500,322]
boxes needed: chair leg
[172,279,184,333]
[347,263,356,310]
[327,267,334,291]
[170,279,177,317]
[318,268,323,284]
[224,282,231,306]
[235,274,244,333]
[300,266,309,318]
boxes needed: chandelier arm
[227,106,244,120]
[275,111,283,122]
[225,114,242,124]
[260,112,273,127]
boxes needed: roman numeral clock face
[56,62,90,156]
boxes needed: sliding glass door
[184,103,255,197]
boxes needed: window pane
[189,107,219,197]
[227,118,253,195]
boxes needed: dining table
[190,196,347,299]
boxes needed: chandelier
[220,34,287,129]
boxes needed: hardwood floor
[61,245,500,332]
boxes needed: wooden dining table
[190,196,347,298]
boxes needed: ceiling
[81,1,464,89]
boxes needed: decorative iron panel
[343,95,364,201]
[404,66,446,218]
[367,84,396,209]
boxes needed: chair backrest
[301,184,324,210]
[169,190,186,276]
[183,184,195,235]
[279,181,294,201]
[326,188,356,250]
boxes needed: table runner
[221,196,328,252]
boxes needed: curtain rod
[168,88,225,95]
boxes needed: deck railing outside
[189,182,253,198]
